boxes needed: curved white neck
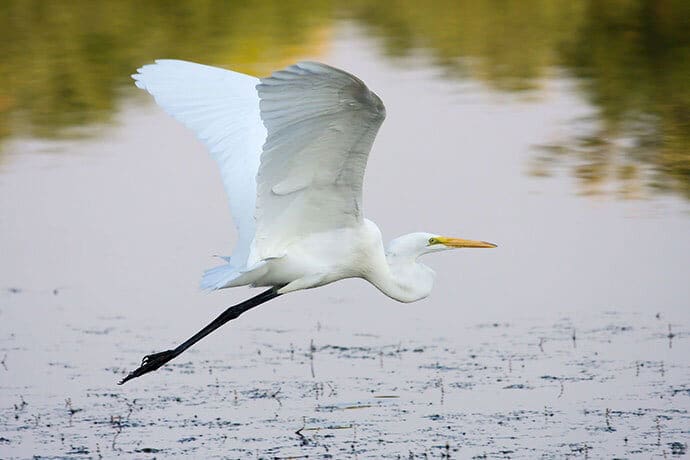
[368,254,435,303]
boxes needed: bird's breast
[252,221,385,289]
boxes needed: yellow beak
[436,236,497,249]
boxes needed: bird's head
[386,232,497,260]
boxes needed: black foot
[118,349,179,385]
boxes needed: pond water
[1,2,689,458]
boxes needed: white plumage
[122,60,497,384]
[133,60,265,288]
[132,60,494,300]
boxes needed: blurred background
[1,0,689,200]
[1,1,689,458]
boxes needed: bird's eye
[428,237,438,245]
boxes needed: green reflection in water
[347,0,585,91]
[543,0,690,200]
[1,0,688,200]
[0,0,332,140]
[346,0,690,200]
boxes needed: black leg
[118,287,281,385]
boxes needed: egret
[119,60,496,385]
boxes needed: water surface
[1,2,689,458]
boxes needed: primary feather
[132,60,266,284]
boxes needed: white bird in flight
[120,60,496,384]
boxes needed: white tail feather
[200,264,240,291]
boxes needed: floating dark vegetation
[669,442,687,456]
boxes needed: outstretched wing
[132,60,266,269]
[253,62,386,260]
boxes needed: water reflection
[347,0,584,92]
[1,0,688,200]
[0,0,331,140]
[532,1,690,200]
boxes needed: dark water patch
[670,441,687,456]
[418,362,462,371]
[503,383,533,390]
[48,362,76,369]
[67,445,90,454]
[448,381,475,390]
[475,322,510,329]
[671,386,690,397]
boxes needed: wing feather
[253,62,386,260]
[132,60,266,269]
[133,60,386,288]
